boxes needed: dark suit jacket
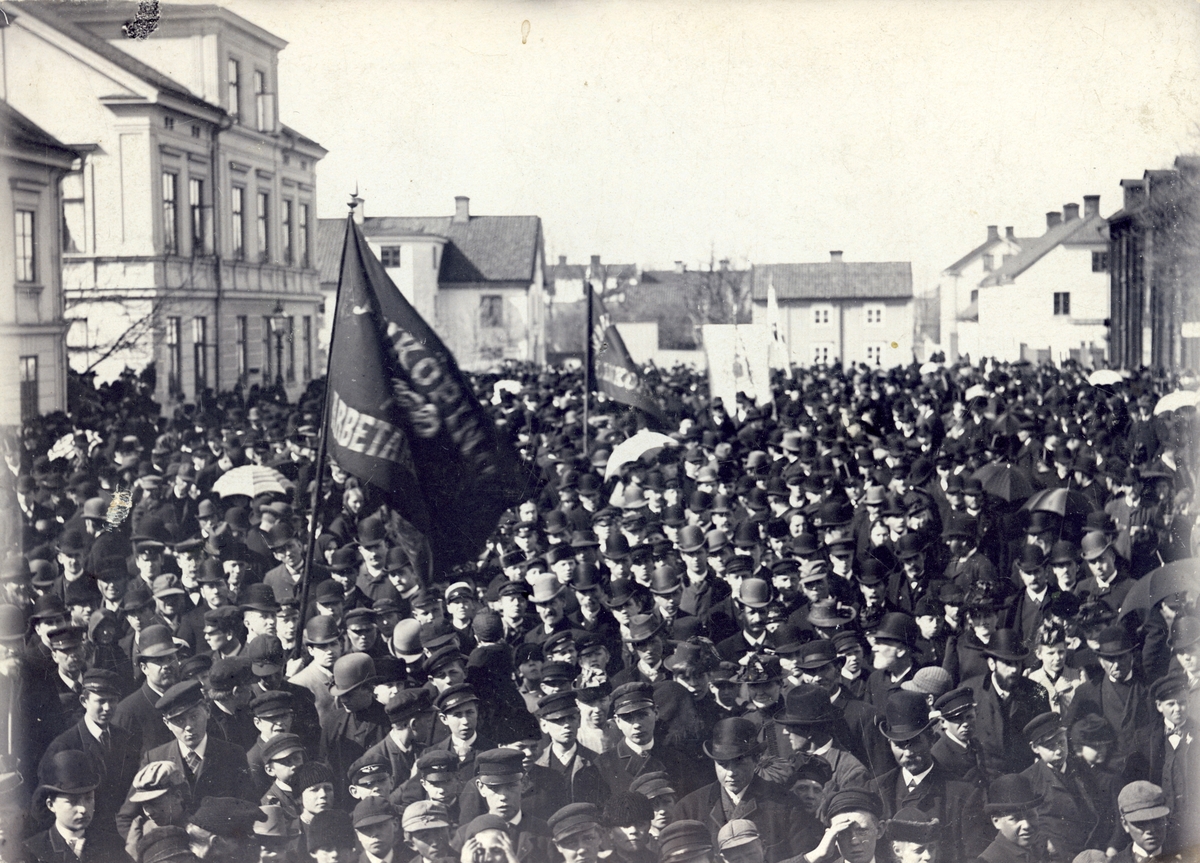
[42,720,140,834]
[932,731,987,784]
[1020,757,1113,859]
[970,833,1038,863]
[965,672,1049,774]
[141,735,254,804]
[594,738,698,798]
[112,681,175,755]
[674,776,822,863]
[869,763,990,861]
[23,826,126,863]
[533,742,608,807]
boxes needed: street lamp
[269,300,287,391]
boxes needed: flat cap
[475,748,524,784]
[155,680,204,720]
[129,761,187,802]
[826,789,884,820]
[548,803,603,841]
[402,800,451,832]
[610,681,656,716]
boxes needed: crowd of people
[2,357,1199,863]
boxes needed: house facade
[2,1,326,406]
[939,225,1028,362]
[0,103,79,422]
[1108,157,1200,371]
[318,197,546,371]
[972,198,1109,365]
[750,253,914,368]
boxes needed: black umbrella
[973,462,1035,502]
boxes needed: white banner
[702,324,773,412]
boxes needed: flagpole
[583,279,592,461]
[294,200,357,659]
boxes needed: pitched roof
[750,262,913,301]
[981,214,1107,285]
[0,101,80,164]
[546,263,587,282]
[361,215,541,283]
[315,218,347,284]
[15,2,223,118]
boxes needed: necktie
[99,729,111,753]
[185,750,201,775]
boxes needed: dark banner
[587,282,666,422]
[326,216,523,575]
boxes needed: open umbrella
[1118,558,1200,618]
[973,462,1035,502]
[211,464,292,498]
[1021,487,1096,519]
[604,430,678,480]
[918,362,941,376]
[1087,369,1124,386]
[1153,390,1200,416]
[991,412,1024,436]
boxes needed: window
[262,316,273,383]
[281,199,293,266]
[285,317,295,383]
[191,125,201,139]
[166,317,182,398]
[298,204,309,268]
[256,192,269,262]
[982,253,994,272]
[1053,292,1071,316]
[189,178,205,255]
[813,343,832,365]
[231,187,245,260]
[19,356,37,421]
[62,172,84,253]
[866,344,884,366]
[970,289,979,304]
[865,305,885,326]
[227,59,241,122]
[253,70,267,131]
[302,316,313,381]
[236,316,249,381]
[1092,251,1109,272]
[480,295,504,328]
[193,316,208,394]
[813,306,831,326]
[15,209,35,282]
[380,246,401,267]
[161,173,178,255]
[163,115,174,130]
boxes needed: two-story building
[939,225,1030,362]
[0,102,79,421]
[973,198,1109,365]
[1108,157,1200,371]
[318,196,546,370]
[750,253,914,368]
[2,1,326,405]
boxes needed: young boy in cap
[393,751,463,826]
[260,732,306,822]
[428,685,494,780]
[594,681,696,798]
[363,688,433,788]
[1112,781,1174,863]
[603,793,655,863]
[547,802,604,863]
[348,751,393,801]
[247,689,296,794]
[452,748,551,860]
[974,774,1043,863]
[533,690,607,806]
[26,750,125,863]
[883,808,942,863]
[716,819,765,863]
[292,761,336,828]
[307,809,358,863]
[117,761,190,859]
[352,797,402,863]
[401,801,455,863]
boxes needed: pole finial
[348,184,361,212]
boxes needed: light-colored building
[0,102,80,422]
[318,197,546,370]
[2,1,326,405]
[750,253,914,368]
[939,225,1029,362]
[973,199,1109,365]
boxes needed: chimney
[987,225,999,242]
[1063,203,1080,222]
[1005,226,1016,241]
[674,260,686,274]
[719,258,730,271]
[830,250,843,263]
[1046,211,1062,229]
[1083,195,1100,218]
[590,255,601,272]
[558,255,567,266]
[453,196,470,223]
[1121,180,1146,211]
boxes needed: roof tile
[750,262,912,301]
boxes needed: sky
[201,0,1200,294]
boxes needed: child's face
[792,779,824,815]
[301,782,334,815]
[47,791,94,832]
[142,790,183,826]
[314,847,352,863]
[1038,643,1067,675]
[265,750,304,785]
[1076,742,1108,766]
[253,712,293,740]
[612,823,650,853]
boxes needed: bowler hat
[871,612,918,648]
[1171,616,1200,651]
[1017,545,1048,572]
[1080,532,1111,561]
[808,598,856,628]
[885,808,942,845]
[703,717,763,760]
[330,653,376,696]
[357,517,388,548]
[778,683,838,727]
[856,559,889,587]
[984,774,1043,814]
[1026,511,1059,536]
[627,613,664,643]
[795,639,837,670]
[736,578,772,609]
[895,533,927,561]
[677,525,706,554]
[37,750,99,796]
[136,624,180,659]
[240,583,280,614]
[1070,714,1115,747]
[1094,625,1135,658]
[528,572,565,605]
[303,615,341,645]
[878,691,934,742]
[982,629,1030,663]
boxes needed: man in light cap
[116,761,190,860]
[402,800,455,863]
[353,796,402,863]
[716,819,764,863]
[1112,781,1175,863]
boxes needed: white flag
[766,276,791,376]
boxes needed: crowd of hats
[5,358,1200,861]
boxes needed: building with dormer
[1,1,326,404]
